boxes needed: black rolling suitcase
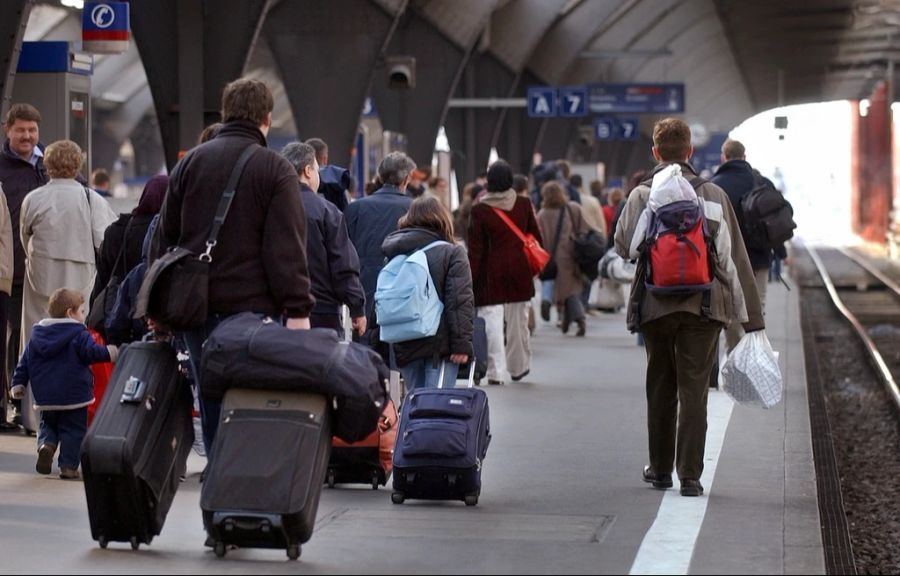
[201,388,331,561]
[81,340,193,550]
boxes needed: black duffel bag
[200,313,389,443]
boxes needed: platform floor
[0,281,823,574]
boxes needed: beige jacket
[579,192,607,237]
[0,185,12,295]
[614,162,764,332]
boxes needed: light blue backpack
[375,241,448,343]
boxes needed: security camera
[386,56,416,90]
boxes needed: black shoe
[36,444,57,475]
[487,379,503,386]
[575,319,586,337]
[511,370,530,382]
[642,465,673,489]
[0,421,20,433]
[680,479,704,497]
[540,300,551,322]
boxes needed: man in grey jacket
[615,118,765,497]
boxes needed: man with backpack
[615,118,765,497]
[712,139,791,350]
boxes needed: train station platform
[0,280,824,574]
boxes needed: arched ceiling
[23,0,900,151]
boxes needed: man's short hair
[512,174,529,194]
[570,173,583,188]
[48,288,84,319]
[4,103,41,129]
[652,118,692,162]
[91,168,110,188]
[44,140,83,179]
[305,138,328,165]
[556,159,571,179]
[281,142,317,176]
[722,139,746,161]
[221,78,274,126]
[378,152,417,186]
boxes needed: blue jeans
[183,315,229,456]
[400,359,459,392]
[39,408,87,469]
[541,280,555,302]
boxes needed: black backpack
[741,177,796,250]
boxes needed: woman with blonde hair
[381,196,475,390]
[537,181,593,336]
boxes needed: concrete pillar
[264,0,398,168]
[855,81,893,243]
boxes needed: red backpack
[643,199,715,294]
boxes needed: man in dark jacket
[282,142,366,337]
[345,152,415,351]
[151,78,314,451]
[0,103,48,430]
[711,139,787,350]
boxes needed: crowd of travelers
[0,78,784,502]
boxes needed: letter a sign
[528,87,557,118]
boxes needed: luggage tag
[121,376,147,404]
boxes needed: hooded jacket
[614,162,765,332]
[12,319,114,410]
[381,228,474,367]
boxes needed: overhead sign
[589,83,685,114]
[82,2,130,54]
[558,87,589,117]
[527,87,557,118]
[594,117,641,141]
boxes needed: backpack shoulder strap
[420,240,450,253]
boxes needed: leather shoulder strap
[202,144,260,261]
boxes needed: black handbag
[135,145,259,332]
[87,218,132,333]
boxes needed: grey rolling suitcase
[201,388,332,561]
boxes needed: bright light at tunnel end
[59,0,84,9]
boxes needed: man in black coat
[345,152,415,350]
[282,142,366,338]
[711,139,787,350]
[0,103,48,430]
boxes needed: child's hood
[30,319,86,358]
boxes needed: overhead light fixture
[860,98,871,117]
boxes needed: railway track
[806,246,900,416]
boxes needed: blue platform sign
[594,118,616,141]
[527,87,557,118]
[589,83,685,114]
[558,86,588,117]
[82,2,130,54]
[616,118,640,140]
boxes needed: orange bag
[87,329,114,427]
[329,399,398,488]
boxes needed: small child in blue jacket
[10,288,118,480]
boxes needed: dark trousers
[183,315,228,457]
[39,407,88,469]
[642,312,722,481]
[310,312,343,337]
[6,285,22,416]
[0,291,10,423]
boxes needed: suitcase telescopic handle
[436,356,476,389]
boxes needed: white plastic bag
[721,331,783,409]
[648,164,698,213]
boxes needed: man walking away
[282,142,366,338]
[711,139,787,351]
[345,152,415,353]
[151,78,314,452]
[615,118,764,497]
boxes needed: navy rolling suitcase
[81,340,193,550]
[392,363,490,506]
[201,388,331,561]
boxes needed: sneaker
[540,300,551,322]
[680,479,704,497]
[642,465,673,489]
[36,444,57,475]
[59,467,81,481]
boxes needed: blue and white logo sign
[527,87,557,118]
[558,87,588,117]
[616,118,640,140]
[83,2,130,54]
[594,118,616,141]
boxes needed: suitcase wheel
[326,469,336,489]
[130,537,140,551]
[464,493,478,507]
[391,491,405,505]
[287,544,301,561]
[214,541,227,558]
[98,536,108,549]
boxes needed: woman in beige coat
[537,181,593,337]
[19,140,116,350]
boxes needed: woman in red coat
[467,160,543,384]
